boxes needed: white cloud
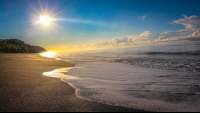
[153,30,200,42]
[168,15,200,37]
[164,29,194,36]
[131,30,153,42]
[112,37,134,45]
[165,15,200,38]
[190,30,200,37]
[150,15,200,43]
[138,30,151,37]
[87,30,156,48]
[173,15,200,30]
[138,15,146,20]
[90,36,135,47]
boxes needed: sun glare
[40,51,56,58]
[39,15,51,25]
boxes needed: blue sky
[0,0,200,51]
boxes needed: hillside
[32,46,47,53]
[0,39,47,53]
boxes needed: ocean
[41,44,200,112]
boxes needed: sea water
[42,44,200,112]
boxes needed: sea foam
[41,44,200,112]
[43,61,200,112]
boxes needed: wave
[110,57,200,73]
[58,54,200,73]
[145,51,200,55]
[58,48,200,73]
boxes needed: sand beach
[0,53,147,112]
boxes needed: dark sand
[0,53,147,112]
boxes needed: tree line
[0,39,45,53]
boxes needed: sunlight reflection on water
[40,51,56,58]
[42,67,80,80]
[43,68,70,78]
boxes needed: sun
[39,15,51,25]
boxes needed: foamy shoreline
[46,51,200,112]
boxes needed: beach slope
[0,53,147,112]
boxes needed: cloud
[138,15,146,20]
[162,15,200,39]
[130,30,153,42]
[67,14,200,50]
[166,15,200,37]
[90,15,200,48]
[88,30,156,48]
[190,30,200,37]
[87,30,154,48]
[153,30,200,42]
[158,36,166,40]
[163,29,194,36]
[173,15,200,30]
[67,31,154,49]
[91,41,111,47]
[111,37,135,45]
[138,30,152,37]
[151,15,200,43]
[90,36,135,47]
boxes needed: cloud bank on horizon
[68,15,200,50]
[152,15,200,42]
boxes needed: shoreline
[0,53,148,112]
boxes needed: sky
[0,0,200,52]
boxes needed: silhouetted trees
[0,39,46,53]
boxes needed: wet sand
[0,53,148,112]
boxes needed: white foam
[41,45,200,111]
[43,61,200,112]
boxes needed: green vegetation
[0,39,46,53]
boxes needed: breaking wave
[110,57,200,73]
[145,51,200,55]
